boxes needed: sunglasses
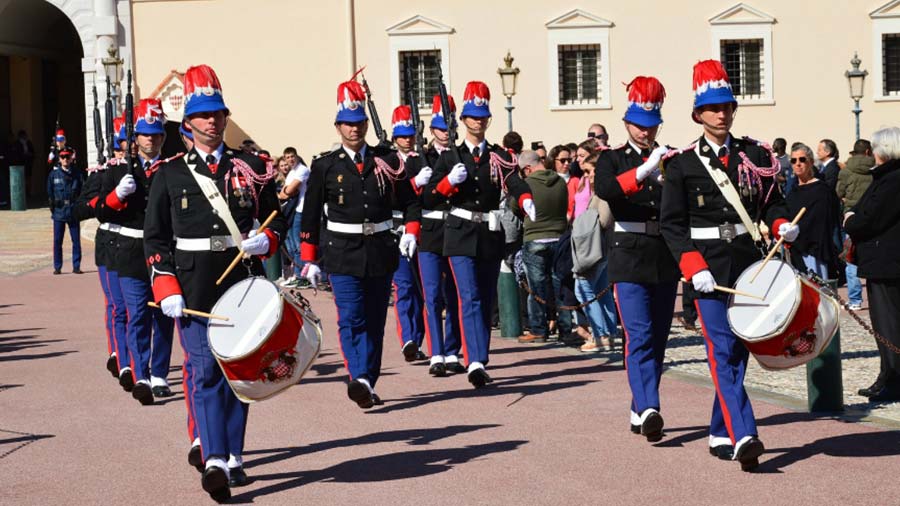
[587,132,609,140]
[790,157,808,163]
[556,157,572,163]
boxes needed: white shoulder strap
[185,161,244,246]
[693,144,761,241]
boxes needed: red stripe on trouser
[416,257,433,356]
[329,275,352,379]
[392,281,404,347]
[695,300,736,444]
[446,260,469,366]
[175,321,198,445]
[99,271,113,355]
[105,270,123,369]
[613,284,630,365]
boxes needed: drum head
[208,277,283,359]
[728,259,801,341]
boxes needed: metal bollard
[264,247,283,282]
[497,261,522,338]
[806,280,844,412]
[9,165,26,211]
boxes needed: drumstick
[750,207,807,283]
[148,302,230,321]
[680,278,766,301]
[215,210,279,286]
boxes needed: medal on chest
[231,174,254,208]
[181,189,189,210]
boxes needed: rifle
[435,60,461,162]
[404,66,427,159]
[105,79,115,160]
[92,78,106,165]
[125,70,135,177]
[359,71,390,147]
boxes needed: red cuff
[405,221,421,239]
[263,229,279,258]
[771,218,788,240]
[88,196,99,208]
[518,192,533,210]
[679,251,709,281]
[410,179,424,196]
[105,191,127,211]
[300,241,318,263]
[616,168,642,196]
[152,275,182,303]
[436,176,459,197]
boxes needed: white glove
[160,294,185,318]
[399,233,417,258]
[241,229,270,256]
[448,163,467,186]
[303,263,322,286]
[692,269,716,293]
[115,174,136,199]
[522,198,537,222]
[635,146,668,182]
[414,166,432,188]
[778,222,800,243]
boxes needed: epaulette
[610,142,627,151]
[372,144,396,157]
[664,142,698,161]
[741,135,773,154]
[86,163,107,174]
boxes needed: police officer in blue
[47,147,83,275]
[418,94,464,376]
[97,98,175,406]
[594,76,678,443]
[301,77,417,408]
[425,81,534,388]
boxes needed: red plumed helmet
[692,59,736,109]
[183,64,228,116]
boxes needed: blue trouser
[846,262,863,305]
[574,260,617,338]
[448,255,500,366]
[522,240,572,338]
[177,316,247,460]
[118,276,174,381]
[615,281,677,415]
[330,273,392,386]
[418,251,461,357]
[176,323,200,443]
[695,298,757,443]
[392,256,425,348]
[97,265,117,356]
[104,269,130,370]
[286,212,304,277]
[52,219,81,270]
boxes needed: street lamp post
[497,51,520,132]
[101,46,124,115]
[845,52,868,142]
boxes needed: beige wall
[132,0,900,160]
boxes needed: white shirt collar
[194,143,225,164]
[342,144,367,161]
[703,134,732,155]
[464,138,486,154]
[822,157,834,167]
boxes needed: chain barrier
[518,279,614,311]
[811,274,900,355]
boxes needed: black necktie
[353,152,363,173]
[206,154,218,174]
[143,160,151,176]
[717,146,729,167]
[472,146,480,163]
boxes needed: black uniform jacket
[408,145,452,255]
[74,164,111,267]
[844,158,900,280]
[595,142,679,284]
[660,135,788,299]
[300,144,416,278]
[96,156,161,280]
[143,146,286,312]
[424,141,531,260]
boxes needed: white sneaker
[847,302,862,311]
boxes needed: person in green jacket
[838,139,876,310]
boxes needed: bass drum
[727,259,839,371]
[207,276,322,402]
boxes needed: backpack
[570,207,604,276]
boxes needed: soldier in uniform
[73,116,128,378]
[595,76,679,443]
[660,60,797,471]
[47,129,77,168]
[47,147,83,275]
[388,105,428,362]
[96,99,175,405]
[300,78,416,409]
[425,81,534,388]
[418,95,464,376]
[144,65,285,501]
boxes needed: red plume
[692,60,730,90]
[625,76,666,104]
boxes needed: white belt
[449,207,490,223]
[392,210,403,220]
[107,223,143,238]
[327,219,392,235]
[175,236,238,252]
[690,223,748,241]
[614,221,661,236]
[99,222,111,231]
[422,210,447,220]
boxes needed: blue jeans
[802,255,828,279]
[523,240,572,338]
[574,260,617,338]
[846,262,863,305]
[286,212,304,277]
[52,219,81,270]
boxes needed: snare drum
[727,259,839,370]
[208,276,322,402]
